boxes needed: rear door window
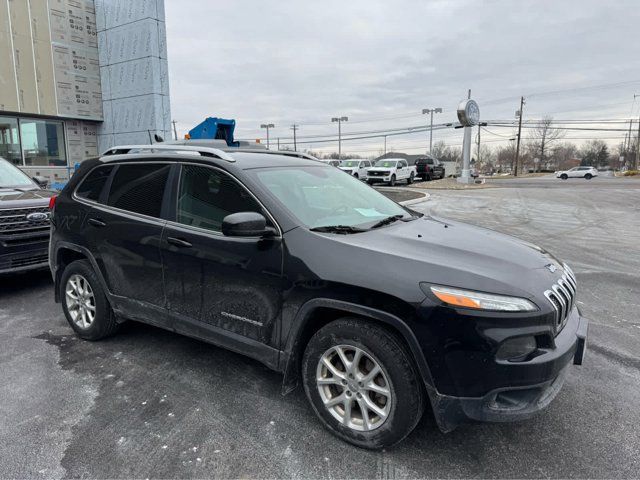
[75,165,114,202]
[106,163,171,218]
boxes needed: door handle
[167,236,192,248]
[88,218,106,227]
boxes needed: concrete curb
[400,192,430,206]
[374,186,431,206]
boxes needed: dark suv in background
[415,156,445,181]
[49,144,588,449]
[0,157,54,274]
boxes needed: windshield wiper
[370,214,405,229]
[310,225,367,234]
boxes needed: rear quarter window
[75,165,114,202]
[106,163,171,218]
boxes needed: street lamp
[331,116,348,159]
[422,108,442,154]
[260,123,275,149]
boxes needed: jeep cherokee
[49,144,588,449]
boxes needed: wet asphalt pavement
[0,177,639,479]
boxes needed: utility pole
[422,107,442,154]
[384,135,387,154]
[514,96,525,176]
[260,123,274,149]
[635,95,640,170]
[476,125,481,166]
[331,116,348,159]
[172,120,178,140]
[291,124,299,151]
[277,137,280,149]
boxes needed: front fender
[279,297,436,395]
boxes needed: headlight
[424,284,537,312]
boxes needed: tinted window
[76,165,114,202]
[427,158,434,164]
[176,165,262,233]
[107,163,170,217]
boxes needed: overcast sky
[165,0,640,156]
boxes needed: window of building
[176,165,263,233]
[0,116,21,165]
[19,119,66,167]
[106,163,171,218]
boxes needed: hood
[0,187,56,209]
[288,215,565,302]
[368,167,393,172]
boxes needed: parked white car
[556,166,598,180]
[339,159,372,180]
[367,158,416,186]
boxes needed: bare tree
[529,116,565,170]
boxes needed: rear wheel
[560,174,568,180]
[426,174,432,182]
[584,173,593,179]
[389,174,396,186]
[302,318,425,449]
[60,260,118,340]
[407,172,414,185]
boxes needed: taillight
[48,195,57,210]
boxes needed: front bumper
[428,313,588,432]
[0,246,49,274]
[368,176,391,183]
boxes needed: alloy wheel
[316,344,392,431]
[65,274,96,329]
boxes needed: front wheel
[560,174,568,180]
[302,318,425,449]
[585,173,593,179]
[353,173,359,179]
[389,174,396,186]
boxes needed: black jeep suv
[0,157,54,274]
[49,145,588,449]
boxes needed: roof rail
[102,144,235,162]
[220,148,321,162]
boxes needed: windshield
[340,161,359,167]
[373,160,397,168]
[251,166,411,229]
[0,159,34,188]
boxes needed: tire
[60,259,118,340]
[367,180,374,185]
[560,174,568,180]
[426,174,432,182]
[585,173,592,179]
[354,173,359,179]
[407,172,414,185]
[389,174,396,186]
[302,318,425,449]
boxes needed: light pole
[260,123,274,149]
[331,116,348,159]
[422,107,442,154]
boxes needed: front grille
[544,264,577,333]
[10,253,48,268]
[369,171,387,176]
[0,207,51,236]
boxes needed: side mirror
[222,212,275,237]
[32,176,48,188]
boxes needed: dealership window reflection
[0,116,21,165]
[19,119,66,166]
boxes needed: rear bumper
[429,314,588,432]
